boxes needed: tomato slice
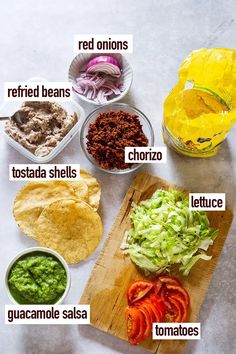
[127,280,154,305]
[125,306,146,344]
[167,297,183,322]
[125,307,140,339]
[165,284,190,306]
[138,299,157,324]
[144,298,163,322]
[136,303,152,338]
[159,285,172,309]
[158,274,181,286]
[170,294,189,322]
[157,275,190,307]
[157,278,189,323]
[153,279,163,294]
[149,294,167,320]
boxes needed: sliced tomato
[165,284,190,306]
[149,294,167,319]
[144,298,163,323]
[125,306,146,345]
[138,299,157,324]
[125,276,190,345]
[158,274,181,286]
[159,285,172,310]
[157,275,190,307]
[125,306,140,339]
[170,294,189,322]
[136,303,152,338]
[127,280,154,305]
[167,297,183,322]
[153,279,163,294]
[158,279,189,323]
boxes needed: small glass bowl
[80,103,155,174]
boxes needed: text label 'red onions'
[74,35,133,53]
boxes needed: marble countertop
[0,0,236,353]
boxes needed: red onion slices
[73,55,124,104]
[86,55,121,77]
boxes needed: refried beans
[5,101,78,157]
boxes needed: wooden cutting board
[80,173,233,353]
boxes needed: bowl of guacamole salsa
[6,247,70,305]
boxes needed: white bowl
[68,53,133,105]
[5,247,71,305]
[1,100,85,163]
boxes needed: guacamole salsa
[8,251,67,304]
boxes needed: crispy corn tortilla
[62,172,100,210]
[80,169,101,210]
[34,199,103,264]
[13,181,77,237]
[66,179,89,203]
[182,89,228,118]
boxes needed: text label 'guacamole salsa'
[8,251,67,304]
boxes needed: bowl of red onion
[68,53,133,105]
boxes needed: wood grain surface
[80,173,233,353]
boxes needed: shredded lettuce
[122,189,218,275]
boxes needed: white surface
[0,1,236,354]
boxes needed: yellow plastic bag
[163,48,236,157]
